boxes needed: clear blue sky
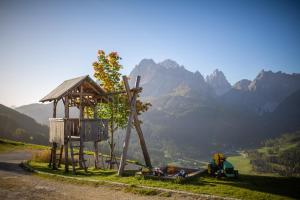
[0,0,300,107]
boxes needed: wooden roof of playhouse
[40,75,108,105]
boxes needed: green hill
[0,104,48,145]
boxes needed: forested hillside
[0,104,48,145]
[248,131,300,176]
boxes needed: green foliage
[249,131,300,176]
[92,50,151,130]
[0,104,48,144]
[92,50,128,129]
[278,147,300,176]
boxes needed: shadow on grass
[198,174,300,199]
[30,162,300,199]
[31,162,117,177]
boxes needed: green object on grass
[208,153,238,178]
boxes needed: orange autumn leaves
[92,50,151,127]
[93,50,122,92]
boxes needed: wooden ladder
[94,152,106,169]
[49,143,63,169]
[69,136,87,174]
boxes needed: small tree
[92,50,151,168]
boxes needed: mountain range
[129,59,300,162]
[12,59,300,164]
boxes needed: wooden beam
[133,113,152,168]
[69,92,96,97]
[53,100,58,118]
[94,141,99,169]
[118,76,140,176]
[64,96,69,118]
[51,100,59,169]
[64,96,69,173]
[85,80,104,97]
[93,102,99,168]
[79,85,84,168]
[79,86,84,119]
[109,103,114,169]
[58,145,64,168]
[128,77,151,168]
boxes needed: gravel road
[0,150,211,200]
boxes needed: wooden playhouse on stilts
[40,75,109,174]
[40,75,152,175]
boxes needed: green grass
[28,161,300,200]
[0,138,49,152]
[83,150,142,166]
[227,153,277,177]
[227,154,253,175]
[2,138,299,199]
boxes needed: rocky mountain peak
[159,59,181,69]
[249,70,300,92]
[137,59,156,68]
[233,79,251,91]
[206,69,231,96]
[129,58,212,98]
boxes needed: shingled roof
[40,75,106,102]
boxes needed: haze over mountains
[11,58,300,164]
[129,59,300,161]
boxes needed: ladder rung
[69,136,81,141]
[72,145,83,148]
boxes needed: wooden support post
[79,86,84,169]
[51,100,58,170]
[64,96,69,173]
[124,78,152,168]
[93,104,99,169]
[64,140,69,172]
[58,145,64,168]
[118,76,140,176]
[52,142,57,170]
[53,100,57,118]
[109,110,114,169]
[94,141,99,169]
[133,114,152,168]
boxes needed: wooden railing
[49,118,108,144]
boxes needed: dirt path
[0,150,212,200]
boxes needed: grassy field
[28,161,300,200]
[1,138,300,199]
[0,138,48,152]
[227,154,253,175]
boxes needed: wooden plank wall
[80,119,109,142]
[49,118,64,145]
